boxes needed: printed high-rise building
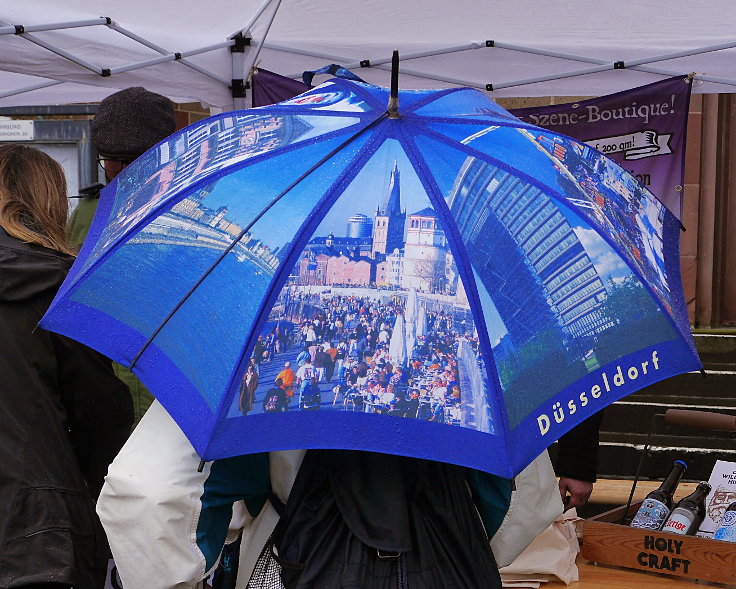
[448,157,612,350]
[346,213,373,238]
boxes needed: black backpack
[247,450,501,589]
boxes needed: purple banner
[251,68,308,108]
[510,76,692,218]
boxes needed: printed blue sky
[572,226,631,286]
[473,269,509,347]
[557,200,633,287]
[191,138,434,252]
[314,139,434,236]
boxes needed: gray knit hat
[92,87,176,160]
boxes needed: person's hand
[558,477,593,510]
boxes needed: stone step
[602,431,736,450]
[601,399,736,435]
[694,333,736,371]
[597,438,736,481]
[592,333,736,485]
[628,369,736,400]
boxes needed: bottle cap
[675,459,688,469]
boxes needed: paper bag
[499,510,582,585]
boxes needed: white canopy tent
[1,0,736,110]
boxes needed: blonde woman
[0,144,133,589]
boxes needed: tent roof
[1,0,735,110]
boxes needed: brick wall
[173,102,211,130]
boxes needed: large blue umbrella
[41,76,700,478]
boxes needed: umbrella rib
[398,124,514,467]
[129,112,387,369]
[404,113,542,130]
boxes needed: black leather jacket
[0,228,132,588]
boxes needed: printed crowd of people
[241,291,478,426]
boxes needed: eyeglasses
[96,156,131,171]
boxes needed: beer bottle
[661,481,711,535]
[713,500,736,542]
[630,460,687,529]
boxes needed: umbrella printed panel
[42,80,700,478]
[226,139,500,439]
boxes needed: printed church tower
[372,161,406,257]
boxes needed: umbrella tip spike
[388,49,400,119]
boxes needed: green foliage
[500,328,586,428]
[594,276,676,366]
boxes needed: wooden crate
[581,501,736,585]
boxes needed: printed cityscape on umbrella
[84,109,678,434]
[52,82,694,474]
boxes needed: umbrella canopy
[388,313,407,368]
[41,78,701,478]
[416,305,427,338]
[405,288,418,324]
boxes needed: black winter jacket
[0,228,133,589]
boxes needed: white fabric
[388,312,407,366]
[1,1,736,109]
[490,451,564,568]
[97,402,213,589]
[97,400,305,589]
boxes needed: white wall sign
[0,119,34,141]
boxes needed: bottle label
[661,508,695,535]
[714,511,736,542]
[631,499,670,529]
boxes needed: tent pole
[227,0,282,109]
[104,52,231,87]
[624,41,736,68]
[492,39,736,76]
[488,64,616,91]
[270,37,736,93]
[0,79,61,99]
[486,40,736,90]
[110,23,232,86]
[0,17,109,35]
[231,32,248,110]
[236,0,283,110]
[632,65,736,89]
[229,0,278,41]
[265,41,482,79]
[110,24,234,58]
[11,33,104,75]
[109,54,183,75]
[0,18,103,75]
[491,41,609,65]
[267,40,611,90]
